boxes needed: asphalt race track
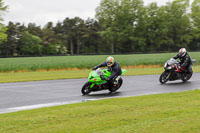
[0,73,199,113]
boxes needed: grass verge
[0,66,199,83]
[0,52,199,72]
[0,90,200,133]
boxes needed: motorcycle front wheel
[159,71,170,84]
[81,82,92,95]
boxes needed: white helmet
[179,48,187,57]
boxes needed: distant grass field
[0,90,200,133]
[0,52,199,72]
[0,66,200,83]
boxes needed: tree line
[0,0,200,56]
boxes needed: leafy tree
[190,0,200,50]
[1,22,25,56]
[27,23,43,39]
[2,0,200,56]
[62,18,75,55]
[127,0,147,52]
[53,21,68,54]
[82,18,101,54]
[144,3,161,51]
[42,22,67,55]
[42,22,55,45]
[75,19,88,54]
[0,23,7,44]
[18,31,42,55]
[0,0,8,44]
[96,0,121,53]
[163,0,191,50]
[42,22,58,54]
[42,44,57,55]
[191,0,200,28]
[61,17,86,55]
[96,0,146,53]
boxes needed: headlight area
[167,66,172,70]
[164,63,167,68]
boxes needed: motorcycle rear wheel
[108,78,123,92]
[81,82,91,95]
[181,72,193,82]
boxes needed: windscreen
[167,58,178,65]
[95,68,103,76]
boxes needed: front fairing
[164,58,179,70]
[88,71,101,82]
[88,69,110,85]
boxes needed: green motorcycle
[81,68,127,95]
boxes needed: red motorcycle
[159,58,195,84]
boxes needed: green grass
[1,90,200,133]
[0,52,199,72]
[0,66,199,83]
[0,52,199,83]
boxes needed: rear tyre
[186,71,193,81]
[181,72,193,82]
[108,78,123,92]
[159,71,169,84]
[81,82,92,95]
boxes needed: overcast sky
[2,0,175,27]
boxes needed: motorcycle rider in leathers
[173,48,192,74]
[93,56,122,85]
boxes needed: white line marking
[0,99,97,114]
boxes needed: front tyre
[81,82,92,95]
[159,71,169,84]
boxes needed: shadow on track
[84,91,122,97]
[164,81,191,86]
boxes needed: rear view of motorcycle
[159,58,196,84]
[81,68,126,95]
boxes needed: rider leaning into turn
[173,48,192,74]
[93,56,122,83]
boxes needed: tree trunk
[77,39,80,55]
[70,39,73,55]
[111,40,114,54]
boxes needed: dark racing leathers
[173,53,192,74]
[94,61,122,82]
